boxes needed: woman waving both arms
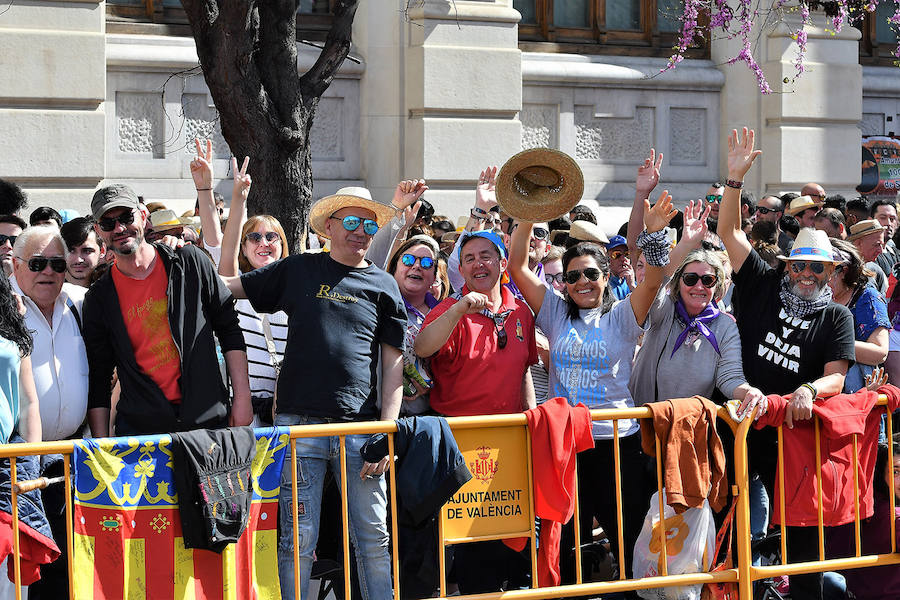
[507,189,676,584]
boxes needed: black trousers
[559,432,655,587]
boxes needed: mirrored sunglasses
[706,194,723,203]
[680,272,718,288]
[27,256,67,273]
[564,267,602,285]
[246,231,281,243]
[98,210,136,232]
[400,254,435,269]
[608,250,626,261]
[532,227,549,240]
[331,215,378,235]
[789,261,826,275]
[545,272,564,285]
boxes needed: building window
[859,2,900,66]
[106,0,333,37]
[515,0,708,58]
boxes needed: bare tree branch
[299,0,361,101]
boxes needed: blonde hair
[238,215,289,273]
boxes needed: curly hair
[0,269,32,356]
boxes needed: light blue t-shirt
[0,338,20,444]
[535,287,645,439]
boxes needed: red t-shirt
[111,253,182,404]
[422,285,537,416]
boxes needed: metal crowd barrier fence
[0,396,894,600]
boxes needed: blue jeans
[276,414,392,600]
[749,474,770,566]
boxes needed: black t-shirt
[731,250,855,396]
[241,252,407,420]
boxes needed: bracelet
[724,179,743,190]
[196,188,212,191]
[471,206,488,216]
[801,382,818,398]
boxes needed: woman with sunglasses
[827,239,890,393]
[192,146,289,426]
[507,190,676,583]
[0,270,40,443]
[629,247,765,408]
[386,235,443,415]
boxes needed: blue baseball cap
[606,235,627,250]
[458,230,508,261]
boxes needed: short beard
[790,276,827,300]
[111,230,143,256]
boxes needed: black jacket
[83,243,245,434]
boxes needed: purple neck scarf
[671,298,721,358]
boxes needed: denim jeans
[276,414,392,600]
[749,474,770,566]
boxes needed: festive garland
[662,0,900,93]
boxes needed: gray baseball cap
[91,184,140,220]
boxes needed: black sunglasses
[245,231,280,243]
[564,268,602,285]
[533,227,549,240]
[0,234,16,246]
[681,272,718,288]
[98,210,136,232]
[789,261,826,275]
[545,272,564,285]
[756,206,780,215]
[27,256,67,273]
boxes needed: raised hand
[682,199,711,246]
[231,156,251,203]
[727,127,762,180]
[866,365,888,391]
[475,166,499,210]
[643,190,677,234]
[636,148,663,194]
[402,201,422,230]
[392,179,428,211]
[189,138,214,190]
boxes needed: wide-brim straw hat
[309,187,397,239]
[785,195,824,217]
[846,219,886,242]
[568,220,609,245]
[496,148,584,222]
[776,228,839,262]
[148,209,194,233]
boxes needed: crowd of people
[0,128,898,600]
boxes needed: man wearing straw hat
[719,128,856,600]
[220,186,407,600]
[849,219,889,294]
[786,195,825,229]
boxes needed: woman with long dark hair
[0,269,40,443]
[507,190,676,585]
[828,238,890,392]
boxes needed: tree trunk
[179,0,359,254]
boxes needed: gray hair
[13,224,68,259]
[666,248,727,302]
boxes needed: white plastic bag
[633,489,715,600]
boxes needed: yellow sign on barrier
[442,426,531,540]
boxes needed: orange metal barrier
[0,397,895,600]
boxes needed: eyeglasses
[545,272,564,285]
[608,250,626,261]
[532,228,549,240]
[330,215,379,235]
[789,261,826,275]
[0,234,16,246]
[245,231,281,244]
[680,272,718,288]
[26,256,67,273]
[756,206,780,215]
[706,194,723,203]
[400,254,435,269]
[98,210,136,232]
[564,268,603,285]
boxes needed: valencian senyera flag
[72,427,290,599]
